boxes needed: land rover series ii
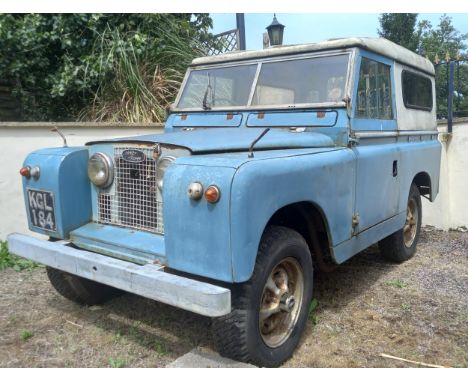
[8,37,441,367]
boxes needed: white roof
[192,37,435,75]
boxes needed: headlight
[88,152,114,188]
[156,156,175,191]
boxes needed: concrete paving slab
[166,347,257,368]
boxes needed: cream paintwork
[192,37,435,76]
[394,63,437,131]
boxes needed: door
[351,53,400,233]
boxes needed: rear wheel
[212,226,313,367]
[378,183,422,263]
[46,266,123,306]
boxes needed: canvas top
[192,37,435,75]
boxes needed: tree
[416,14,467,62]
[0,14,213,122]
[417,15,468,117]
[378,13,468,117]
[378,13,419,52]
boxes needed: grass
[20,330,33,341]
[0,241,40,271]
[108,357,126,368]
[401,303,412,312]
[112,331,128,345]
[385,279,409,289]
[308,298,320,325]
[153,341,169,356]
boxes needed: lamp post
[266,14,285,47]
[236,13,246,50]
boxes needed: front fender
[163,163,236,282]
[22,147,91,239]
[230,148,356,282]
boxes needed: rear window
[402,71,433,111]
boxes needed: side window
[356,57,393,119]
[402,71,433,111]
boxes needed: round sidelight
[88,153,114,188]
[188,182,204,200]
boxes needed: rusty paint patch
[226,113,234,120]
[257,112,265,119]
[181,114,188,121]
[317,111,326,119]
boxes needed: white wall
[422,119,468,230]
[0,120,467,240]
[0,123,163,239]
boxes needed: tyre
[212,226,313,367]
[378,183,422,263]
[46,266,123,306]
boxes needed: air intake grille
[97,146,164,234]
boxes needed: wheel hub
[280,293,296,313]
[404,198,418,248]
[258,257,304,348]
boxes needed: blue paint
[88,127,336,153]
[332,210,406,263]
[352,143,400,231]
[229,148,355,281]
[163,164,236,282]
[22,147,91,239]
[246,110,338,127]
[16,44,442,289]
[172,112,243,127]
[398,139,441,206]
[70,222,166,265]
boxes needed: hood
[86,128,335,153]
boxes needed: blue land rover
[8,38,441,367]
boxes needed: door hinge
[352,213,360,235]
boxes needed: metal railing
[434,58,468,130]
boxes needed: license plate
[27,189,57,232]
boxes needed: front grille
[97,145,164,234]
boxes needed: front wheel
[46,267,123,306]
[378,183,422,263]
[212,226,313,367]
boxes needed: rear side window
[402,71,433,111]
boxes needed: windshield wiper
[202,73,213,110]
[248,128,271,158]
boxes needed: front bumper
[7,233,231,317]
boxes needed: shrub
[0,241,40,271]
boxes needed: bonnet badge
[122,149,146,163]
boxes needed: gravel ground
[0,227,467,368]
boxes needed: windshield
[177,53,350,110]
[177,64,257,109]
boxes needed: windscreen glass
[177,54,350,109]
[252,55,349,106]
[177,64,257,109]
